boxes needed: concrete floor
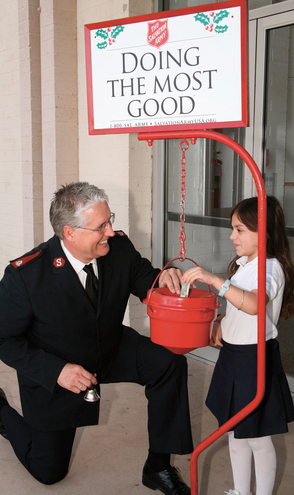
[0,355,293,495]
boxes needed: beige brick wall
[19,0,43,252]
[0,0,23,275]
[40,0,79,240]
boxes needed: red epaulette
[115,230,127,237]
[10,250,44,269]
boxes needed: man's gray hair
[50,181,109,239]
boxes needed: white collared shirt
[221,256,285,344]
[60,240,98,289]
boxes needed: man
[0,181,193,494]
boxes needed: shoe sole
[142,476,158,491]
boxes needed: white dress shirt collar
[60,240,98,286]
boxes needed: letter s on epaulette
[115,230,127,237]
[10,250,44,269]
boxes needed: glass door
[252,4,294,390]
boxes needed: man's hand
[57,363,97,394]
[159,267,184,295]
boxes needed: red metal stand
[138,130,267,495]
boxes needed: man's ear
[63,225,75,243]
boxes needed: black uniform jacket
[0,233,160,431]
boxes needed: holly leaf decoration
[95,28,108,40]
[97,41,108,49]
[95,24,124,49]
[214,10,229,24]
[194,13,210,26]
[112,25,124,39]
[215,25,228,34]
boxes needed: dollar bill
[180,282,190,298]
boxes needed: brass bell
[84,386,100,402]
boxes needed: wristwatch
[218,279,231,297]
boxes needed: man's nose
[106,223,115,237]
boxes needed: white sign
[85,0,248,135]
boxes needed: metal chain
[178,138,189,261]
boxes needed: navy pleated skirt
[206,338,294,438]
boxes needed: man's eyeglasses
[75,212,115,233]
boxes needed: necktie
[83,263,99,308]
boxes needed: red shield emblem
[53,257,65,268]
[147,20,169,49]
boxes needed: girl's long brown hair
[228,196,294,318]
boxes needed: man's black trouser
[1,334,193,485]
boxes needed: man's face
[65,202,115,263]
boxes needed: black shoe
[0,389,9,440]
[142,461,190,495]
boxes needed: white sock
[228,431,252,495]
[227,432,276,495]
[248,436,276,495]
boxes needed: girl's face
[230,213,258,262]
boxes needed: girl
[182,196,294,495]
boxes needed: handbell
[84,386,100,402]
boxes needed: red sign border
[85,0,249,135]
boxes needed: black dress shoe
[142,461,190,495]
[0,388,9,440]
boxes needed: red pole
[138,130,267,495]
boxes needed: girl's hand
[210,321,223,347]
[182,266,217,287]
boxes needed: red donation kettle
[143,259,221,354]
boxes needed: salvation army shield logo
[147,19,169,49]
[53,257,65,268]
